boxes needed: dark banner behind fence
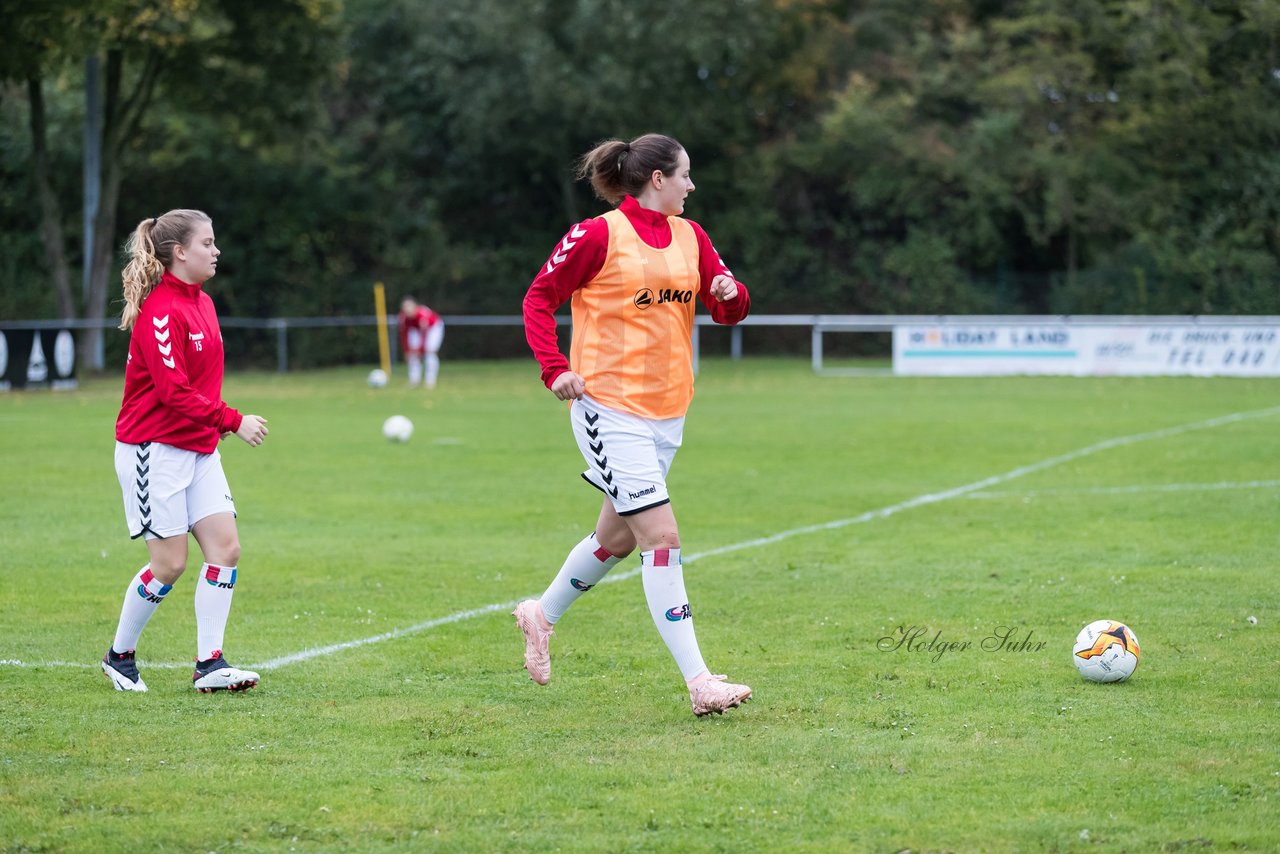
[0,328,77,391]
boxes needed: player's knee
[637,530,680,552]
[219,539,242,567]
[597,531,636,559]
[150,560,187,584]
[203,536,240,567]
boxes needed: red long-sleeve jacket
[115,272,242,453]
[398,305,441,356]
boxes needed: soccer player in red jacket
[396,296,444,388]
[102,209,269,693]
[514,133,753,716]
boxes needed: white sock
[112,565,172,653]
[194,563,237,661]
[407,356,423,386]
[539,533,622,624]
[425,353,440,389]
[640,548,708,682]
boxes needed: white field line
[7,404,1280,672]
[966,479,1280,499]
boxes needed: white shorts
[570,395,683,516]
[114,441,236,540]
[406,323,444,355]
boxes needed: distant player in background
[515,133,754,717]
[102,209,269,694]
[397,296,444,388]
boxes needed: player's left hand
[235,414,269,447]
[709,275,738,302]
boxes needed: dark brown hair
[576,133,684,205]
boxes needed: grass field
[1,359,1278,853]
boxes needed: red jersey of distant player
[398,305,442,356]
[115,271,243,454]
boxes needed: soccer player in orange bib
[515,133,753,716]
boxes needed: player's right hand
[550,371,586,401]
[236,414,269,447]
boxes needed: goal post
[373,281,392,376]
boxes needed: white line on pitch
[966,479,1280,499]
[6,404,1280,672]
[241,402,1280,671]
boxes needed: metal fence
[5,314,1278,374]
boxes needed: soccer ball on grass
[1072,619,1139,683]
[367,368,388,388]
[382,415,414,442]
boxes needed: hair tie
[150,217,158,226]
[623,142,631,152]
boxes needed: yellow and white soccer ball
[1072,619,1140,683]
[382,414,414,442]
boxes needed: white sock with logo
[640,548,708,681]
[194,563,237,661]
[539,533,622,624]
[112,564,172,653]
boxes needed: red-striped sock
[640,548,708,681]
[112,564,172,653]
[540,533,622,624]
[194,563,238,661]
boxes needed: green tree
[337,0,824,312]
[0,0,97,321]
[762,0,1280,315]
[4,0,1276,368]
[1,0,342,366]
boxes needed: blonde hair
[576,133,684,206]
[119,209,211,330]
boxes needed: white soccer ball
[1072,619,1140,683]
[382,414,413,442]
[367,368,388,388]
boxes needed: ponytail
[119,219,163,330]
[576,133,683,205]
[118,209,211,330]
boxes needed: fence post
[811,323,823,373]
[731,325,742,360]
[274,319,288,373]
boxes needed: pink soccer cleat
[689,674,752,716]
[512,599,553,685]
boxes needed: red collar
[619,195,672,226]
[160,271,203,291]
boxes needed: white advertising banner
[893,323,1280,376]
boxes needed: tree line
[2,0,1277,368]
